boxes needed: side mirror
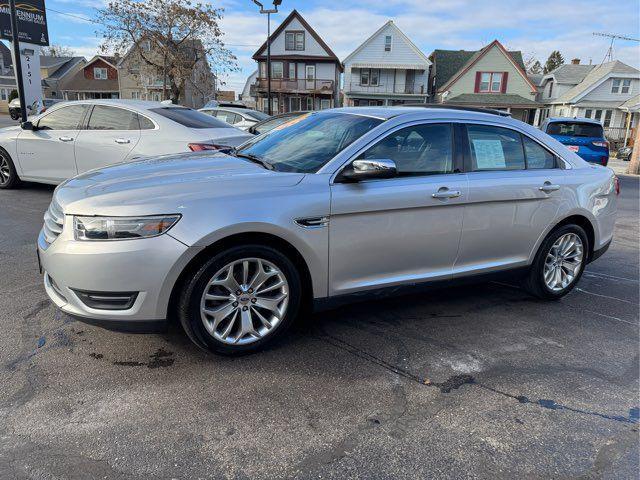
[339,158,397,182]
[21,121,35,130]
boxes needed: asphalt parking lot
[0,175,638,479]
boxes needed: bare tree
[627,126,640,175]
[41,44,76,57]
[96,0,237,103]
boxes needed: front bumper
[38,220,200,329]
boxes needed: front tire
[0,149,20,189]
[177,245,302,355]
[523,224,588,299]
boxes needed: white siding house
[251,10,342,113]
[545,60,640,146]
[343,21,430,106]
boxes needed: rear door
[74,105,141,173]
[454,123,566,275]
[16,104,89,182]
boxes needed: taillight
[614,176,620,196]
[592,140,609,148]
[188,143,223,151]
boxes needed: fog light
[71,289,138,310]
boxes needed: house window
[260,62,266,78]
[290,97,301,112]
[0,89,6,100]
[271,62,283,79]
[360,68,379,86]
[285,31,305,51]
[131,91,139,99]
[478,72,503,93]
[611,78,632,94]
[585,109,592,118]
[548,81,553,98]
[384,35,392,52]
[306,97,314,110]
[603,110,612,127]
[288,63,296,79]
[141,40,151,52]
[94,67,108,80]
[320,98,331,110]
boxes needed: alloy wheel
[199,257,289,345]
[543,233,584,292]
[0,155,10,186]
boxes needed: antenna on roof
[592,32,640,63]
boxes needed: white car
[199,106,270,131]
[0,99,253,188]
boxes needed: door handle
[115,138,131,144]
[432,189,462,199]
[539,183,560,193]
[58,136,73,142]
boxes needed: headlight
[74,215,181,241]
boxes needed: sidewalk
[608,157,636,176]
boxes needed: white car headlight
[74,215,181,241]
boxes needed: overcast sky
[44,0,640,94]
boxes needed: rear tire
[523,224,589,300]
[0,149,20,189]
[177,245,302,355]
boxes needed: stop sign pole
[8,0,28,122]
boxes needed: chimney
[571,58,580,65]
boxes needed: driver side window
[37,105,89,131]
[361,123,453,175]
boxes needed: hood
[55,152,305,215]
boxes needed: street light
[252,0,281,115]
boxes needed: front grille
[42,199,64,245]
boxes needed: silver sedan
[37,107,618,355]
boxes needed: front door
[305,65,316,90]
[329,122,467,295]
[74,105,141,173]
[16,104,90,182]
[454,124,566,275]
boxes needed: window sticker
[472,139,506,169]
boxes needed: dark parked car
[9,98,61,119]
[617,145,633,161]
[541,117,609,166]
[247,111,310,135]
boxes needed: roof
[431,42,527,91]
[45,57,86,80]
[252,10,343,71]
[85,55,119,69]
[40,56,75,68]
[528,73,543,87]
[0,75,16,87]
[619,94,640,112]
[60,74,119,93]
[446,93,540,107]
[342,20,431,69]
[543,64,594,84]
[552,60,640,104]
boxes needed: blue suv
[541,117,609,166]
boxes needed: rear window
[546,121,603,138]
[149,107,232,129]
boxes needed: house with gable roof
[342,20,431,106]
[251,10,342,113]
[542,60,640,146]
[429,40,540,124]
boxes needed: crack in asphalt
[313,330,640,426]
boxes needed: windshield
[244,110,271,121]
[150,107,232,129]
[236,112,383,173]
[547,121,604,138]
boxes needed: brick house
[58,55,120,100]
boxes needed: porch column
[533,108,541,127]
[623,110,631,146]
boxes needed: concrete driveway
[0,177,638,479]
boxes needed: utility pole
[252,0,281,115]
[9,0,27,122]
